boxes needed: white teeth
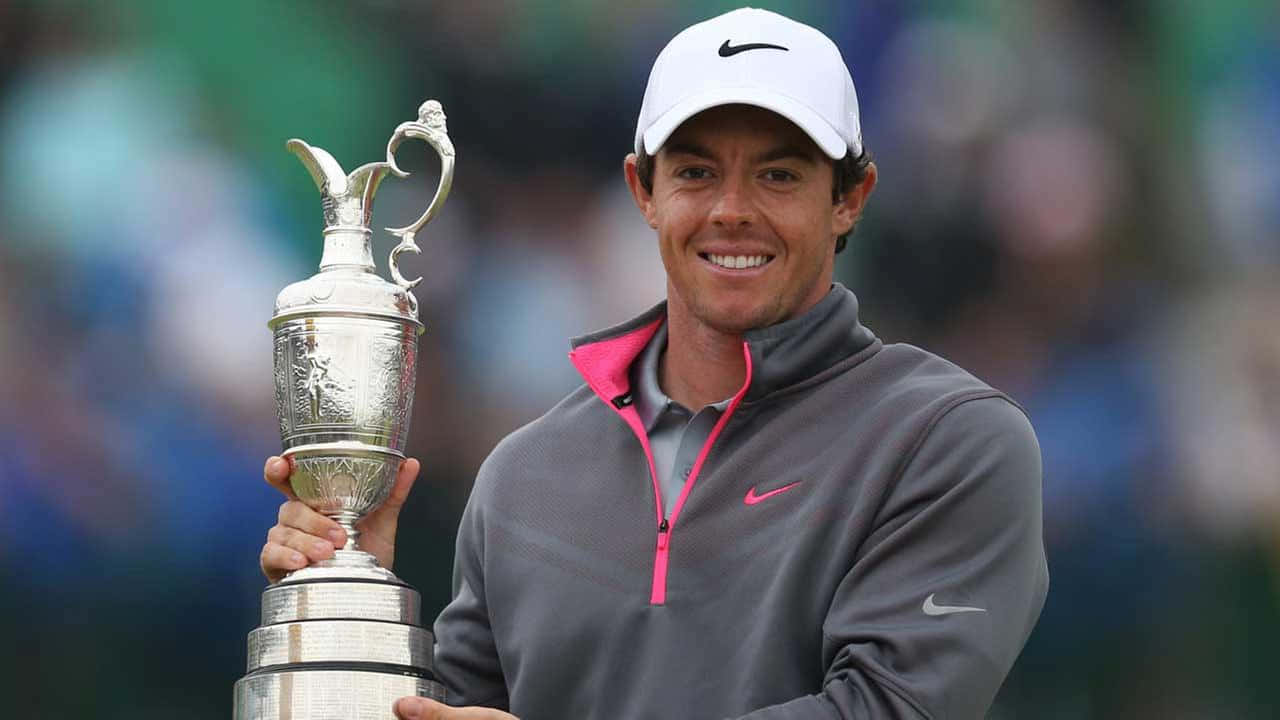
[707,254,770,269]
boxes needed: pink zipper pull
[651,519,671,604]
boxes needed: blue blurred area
[1,0,1278,717]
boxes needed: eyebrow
[662,141,716,159]
[754,144,820,165]
[661,141,820,165]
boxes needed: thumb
[382,457,421,512]
[393,696,512,719]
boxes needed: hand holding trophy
[235,101,455,719]
[259,454,420,583]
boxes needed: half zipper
[570,327,754,606]
[649,341,754,605]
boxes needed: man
[261,8,1048,719]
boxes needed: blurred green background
[1,0,1277,717]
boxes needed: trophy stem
[332,511,362,552]
[282,510,396,583]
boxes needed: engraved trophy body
[234,101,455,719]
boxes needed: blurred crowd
[0,0,1277,717]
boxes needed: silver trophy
[234,100,455,719]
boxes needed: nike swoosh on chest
[743,480,803,505]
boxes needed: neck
[660,291,747,410]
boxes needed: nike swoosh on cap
[718,40,790,57]
[922,593,987,616]
[743,481,802,505]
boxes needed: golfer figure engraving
[299,347,334,423]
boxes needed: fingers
[357,457,421,570]
[278,500,347,547]
[259,512,342,582]
[393,697,516,720]
[259,541,307,584]
[263,456,297,500]
[267,524,338,563]
[260,500,348,583]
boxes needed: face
[626,105,873,335]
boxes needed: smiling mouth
[699,252,775,270]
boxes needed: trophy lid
[269,100,455,332]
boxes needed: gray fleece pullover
[432,285,1048,719]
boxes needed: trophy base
[234,668,445,719]
[236,566,444,718]
[262,580,421,625]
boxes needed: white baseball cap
[634,7,862,160]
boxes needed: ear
[832,161,877,237]
[624,153,659,229]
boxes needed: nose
[708,174,757,229]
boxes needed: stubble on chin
[685,292,785,335]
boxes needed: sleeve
[732,395,1050,720]
[431,468,510,710]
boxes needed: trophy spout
[286,142,396,273]
[287,139,348,194]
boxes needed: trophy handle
[384,100,456,309]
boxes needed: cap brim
[640,87,852,159]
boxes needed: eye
[762,168,798,183]
[676,166,713,180]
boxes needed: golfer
[261,8,1048,719]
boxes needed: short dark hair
[634,144,873,254]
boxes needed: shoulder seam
[884,390,1021,503]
